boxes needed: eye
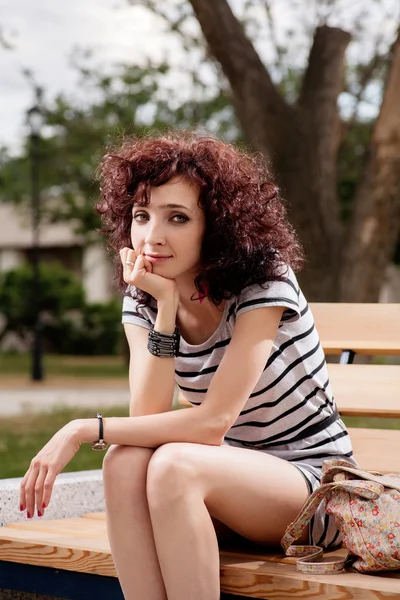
[171,214,189,223]
[133,212,148,222]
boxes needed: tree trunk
[339,32,400,302]
[189,0,400,301]
[189,0,349,300]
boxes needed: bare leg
[146,443,310,600]
[102,445,167,600]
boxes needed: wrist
[157,290,179,311]
[155,296,178,335]
[69,418,97,445]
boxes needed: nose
[144,217,166,246]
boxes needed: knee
[146,443,198,510]
[103,444,154,489]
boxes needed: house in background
[0,202,114,304]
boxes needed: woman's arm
[74,402,225,448]
[127,297,178,416]
[74,305,284,448]
[121,247,180,416]
[19,305,283,517]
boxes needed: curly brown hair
[95,130,304,306]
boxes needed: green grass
[0,405,129,479]
[0,353,128,378]
[342,416,400,430]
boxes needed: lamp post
[27,103,45,381]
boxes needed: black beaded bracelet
[148,326,180,357]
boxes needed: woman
[19,131,356,600]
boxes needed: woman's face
[130,176,205,280]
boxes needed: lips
[145,254,172,263]
[145,254,171,258]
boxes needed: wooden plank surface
[310,302,400,355]
[349,428,400,473]
[1,517,400,598]
[329,363,400,418]
[5,517,107,539]
[0,526,115,576]
[82,512,106,521]
[220,552,400,598]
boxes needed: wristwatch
[91,413,108,451]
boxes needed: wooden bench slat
[220,553,400,598]
[5,517,107,539]
[0,527,114,576]
[329,363,400,418]
[82,512,106,521]
[1,517,400,598]
[310,302,400,355]
[349,427,400,474]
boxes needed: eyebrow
[133,203,193,212]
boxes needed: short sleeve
[121,288,154,330]
[236,266,301,324]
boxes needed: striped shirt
[122,266,356,548]
[122,266,351,456]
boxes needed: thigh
[169,443,310,546]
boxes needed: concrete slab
[0,470,104,527]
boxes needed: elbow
[198,410,231,446]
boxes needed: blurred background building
[0,202,112,303]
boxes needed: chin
[152,266,178,279]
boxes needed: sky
[1,0,399,154]
[1,0,173,151]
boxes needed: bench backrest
[309,303,400,356]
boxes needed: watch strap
[96,413,104,441]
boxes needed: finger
[24,463,40,518]
[34,465,48,516]
[123,250,138,283]
[19,467,32,512]
[119,247,128,263]
[133,253,145,271]
[42,468,57,511]
[119,247,135,266]
[126,248,137,265]
[131,254,148,280]
[139,254,152,272]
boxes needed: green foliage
[0,262,85,337]
[0,61,241,241]
[43,299,122,355]
[0,263,122,355]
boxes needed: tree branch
[297,25,351,235]
[188,0,293,154]
[340,30,400,301]
[261,0,284,73]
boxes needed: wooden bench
[1,302,400,599]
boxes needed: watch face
[91,441,108,451]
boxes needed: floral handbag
[280,459,400,574]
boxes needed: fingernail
[38,511,43,517]
[27,512,31,519]
[42,502,46,509]
[20,505,24,512]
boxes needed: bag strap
[285,544,348,574]
[322,464,400,493]
[281,479,383,574]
